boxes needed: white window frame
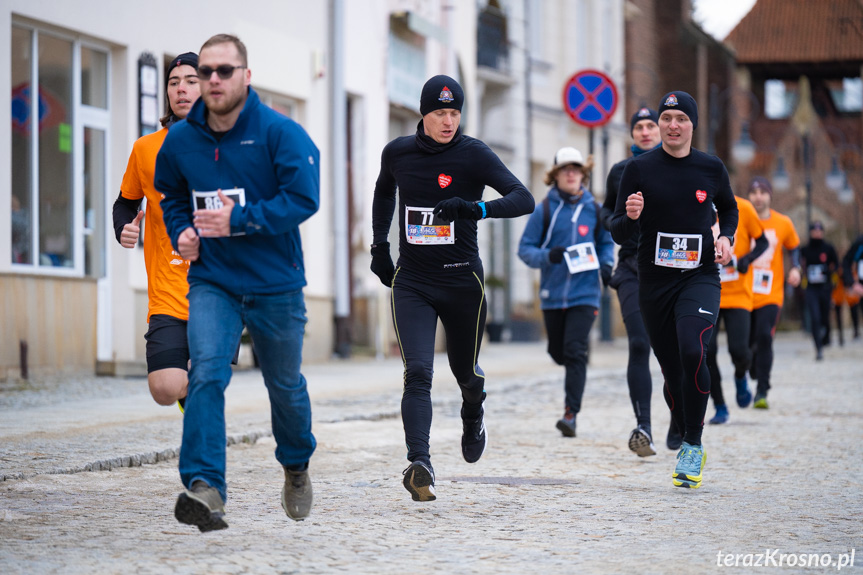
[11,22,111,280]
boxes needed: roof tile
[725,0,863,63]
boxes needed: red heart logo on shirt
[578,225,589,236]
[438,174,452,188]
[695,190,707,203]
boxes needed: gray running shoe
[628,426,657,457]
[174,480,228,532]
[402,461,436,502]
[281,466,313,521]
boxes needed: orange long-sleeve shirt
[120,128,190,322]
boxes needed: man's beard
[204,88,243,116]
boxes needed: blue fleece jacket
[518,187,614,310]
[157,87,320,295]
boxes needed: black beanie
[630,107,659,132]
[165,52,199,87]
[749,176,773,197]
[658,91,698,130]
[420,75,464,116]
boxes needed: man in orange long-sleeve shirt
[747,177,802,409]
[112,52,200,409]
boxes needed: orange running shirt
[750,209,800,309]
[719,197,764,311]
[120,128,190,322]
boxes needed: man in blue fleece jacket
[157,34,319,531]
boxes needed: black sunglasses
[197,65,246,80]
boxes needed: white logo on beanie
[438,86,454,103]
[664,94,679,107]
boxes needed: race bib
[807,264,826,284]
[192,188,247,236]
[192,187,246,210]
[405,205,454,245]
[654,232,702,269]
[752,268,773,294]
[564,242,600,275]
[718,255,739,283]
[858,260,863,281]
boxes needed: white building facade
[0,0,626,379]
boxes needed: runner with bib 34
[609,91,738,489]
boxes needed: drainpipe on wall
[331,0,351,357]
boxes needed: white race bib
[654,232,702,269]
[718,254,739,283]
[858,260,863,281]
[192,187,246,210]
[564,242,600,275]
[192,188,246,236]
[405,205,454,245]
[807,264,826,284]
[752,268,773,294]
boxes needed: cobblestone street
[1,334,861,574]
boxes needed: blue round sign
[562,69,618,128]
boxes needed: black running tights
[392,267,487,464]
[623,310,653,430]
[651,315,714,446]
[706,308,751,407]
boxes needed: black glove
[736,255,751,275]
[432,197,482,222]
[548,246,566,264]
[370,242,395,287]
[600,264,613,287]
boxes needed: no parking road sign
[562,69,618,128]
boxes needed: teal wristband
[479,202,487,219]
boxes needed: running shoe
[281,466,313,521]
[461,400,487,463]
[753,394,769,409]
[556,406,576,437]
[734,377,752,408]
[402,460,436,502]
[628,426,656,457]
[709,404,729,424]
[174,480,228,532]
[672,442,706,489]
[666,420,683,450]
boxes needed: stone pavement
[1,331,861,574]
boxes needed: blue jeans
[180,281,316,502]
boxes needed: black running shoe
[556,406,576,437]
[666,420,683,451]
[402,461,436,502]
[174,480,228,532]
[461,401,487,463]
